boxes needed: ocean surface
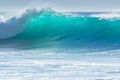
[0,9,120,80]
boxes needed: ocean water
[0,9,120,80]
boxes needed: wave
[0,8,120,49]
[91,12,120,19]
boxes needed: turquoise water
[1,10,120,49]
[0,9,120,80]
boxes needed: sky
[0,0,120,11]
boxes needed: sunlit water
[0,48,120,80]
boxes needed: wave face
[0,9,120,49]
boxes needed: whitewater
[0,8,120,80]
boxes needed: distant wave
[91,12,120,18]
[0,8,120,49]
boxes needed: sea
[0,9,120,80]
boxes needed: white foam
[91,12,120,19]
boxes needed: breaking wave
[0,8,120,49]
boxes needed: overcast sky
[0,0,120,11]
